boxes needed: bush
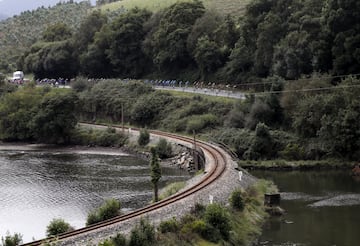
[138,128,150,146]
[186,114,219,133]
[71,127,127,147]
[129,219,155,246]
[86,199,121,226]
[1,233,22,246]
[46,218,74,237]
[230,189,244,211]
[112,233,127,246]
[158,217,179,233]
[204,203,231,240]
[155,138,172,159]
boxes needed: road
[154,86,246,99]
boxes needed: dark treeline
[19,0,360,82]
[1,0,360,162]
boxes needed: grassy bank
[239,159,356,170]
[99,179,274,246]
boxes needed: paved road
[154,86,246,99]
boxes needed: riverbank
[239,159,357,170]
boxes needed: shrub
[86,199,121,226]
[112,233,127,246]
[230,189,244,211]
[138,128,150,146]
[204,203,231,240]
[158,217,179,233]
[129,219,155,246]
[46,218,74,237]
[1,233,22,246]
[186,114,219,133]
[155,138,172,159]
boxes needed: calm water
[0,150,190,243]
[252,170,360,246]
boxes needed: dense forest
[0,0,360,162]
[12,0,360,83]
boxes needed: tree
[74,10,108,55]
[1,233,22,246]
[106,8,152,77]
[138,128,150,146]
[0,86,43,141]
[150,147,161,202]
[46,218,74,237]
[41,23,73,42]
[24,40,78,79]
[31,91,78,144]
[194,36,223,80]
[322,0,360,75]
[244,122,274,160]
[143,0,205,72]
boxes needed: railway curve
[21,124,255,246]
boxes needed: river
[0,149,190,243]
[252,169,360,246]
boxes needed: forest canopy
[0,0,358,83]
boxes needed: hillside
[99,0,250,15]
[0,1,92,73]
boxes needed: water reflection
[0,150,190,243]
[252,170,360,246]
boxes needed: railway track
[22,124,229,246]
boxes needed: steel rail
[21,125,228,246]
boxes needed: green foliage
[204,203,231,241]
[0,1,92,73]
[143,1,205,71]
[106,8,152,77]
[159,181,186,200]
[86,199,121,226]
[186,114,219,133]
[158,217,179,233]
[23,40,79,79]
[244,122,274,160]
[42,23,73,42]
[46,218,74,237]
[31,90,78,144]
[230,189,244,211]
[71,127,127,147]
[150,147,162,202]
[129,219,155,246]
[138,128,150,146]
[111,233,127,246]
[1,233,22,246]
[155,138,173,159]
[280,143,305,161]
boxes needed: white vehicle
[11,71,24,83]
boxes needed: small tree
[1,233,22,246]
[150,147,162,202]
[138,128,150,146]
[46,218,74,237]
[230,189,244,211]
[155,138,172,159]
